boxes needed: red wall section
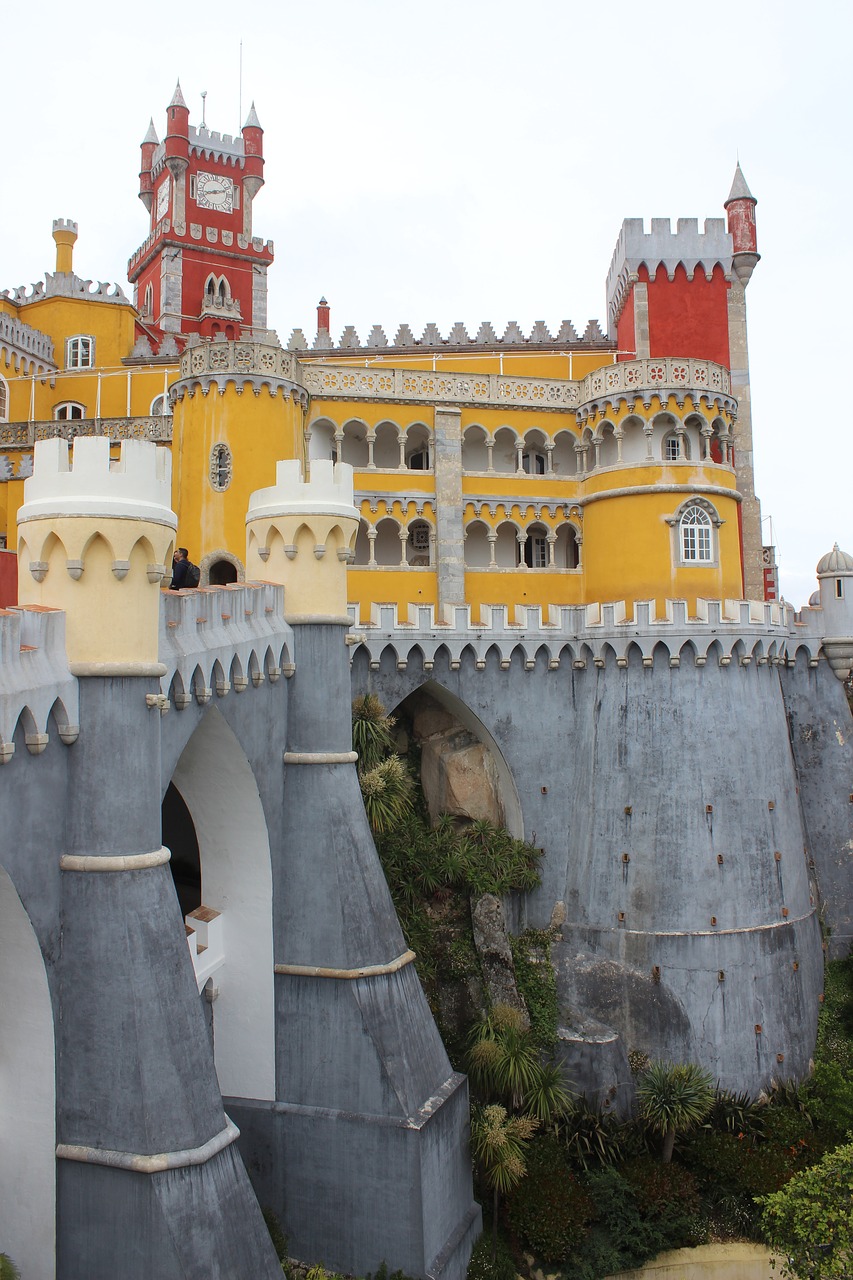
[616,287,635,361]
[642,263,731,367]
[0,550,17,608]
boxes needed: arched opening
[353,518,371,566]
[373,421,401,469]
[552,431,578,475]
[493,427,518,474]
[406,518,432,565]
[405,423,431,471]
[464,519,491,567]
[494,521,520,568]
[462,425,489,472]
[374,516,403,566]
[554,522,580,568]
[164,707,275,1101]
[522,521,549,568]
[340,420,370,468]
[308,418,337,462]
[598,422,619,467]
[389,681,523,837]
[209,559,238,585]
[0,864,56,1279]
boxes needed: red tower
[129,83,274,348]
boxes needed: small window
[66,336,94,369]
[54,402,86,421]
[189,175,197,200]
[836,579,844,599]
[151,395,172,418]
[680,505,713,562]
[209,442,232,492]
[664,435,681,460]
[143,284,154,317]
[0,374,7,422]
[522,449,547,475]
[407,448,430,471]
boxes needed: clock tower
[129,82,274,346]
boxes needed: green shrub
[509,930,558,1050]
[0,1257,20,1280]
[802,1060,853,1144]
[465,1233,517,1280]
[573,1165,668,1278]
[559,1095,628,1171]
[505,1135,593,1262]
[619,1157,705,1251]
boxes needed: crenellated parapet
[296,316,613,354]
[0,605,79,761]
[0,312,56,374]
[347,597,821,672]
[159,581,294,707]
[247,460,360,619]
[606,217,733,332]
[16,437,176,674]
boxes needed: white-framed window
[142,283,154,317]
[54,402,86,421]
[66,335,94,369]
[209,442,232,492]
[151,394,172,418]
[680,505,713,562]
[407,447,430,471]
[0,373,8,422]
[664,433,683,461]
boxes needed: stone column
[433,406,466,613]
[242,460,480,1280]
[633,280,650,358]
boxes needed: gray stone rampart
[352,608,836,1095]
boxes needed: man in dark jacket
[170,547,197,590]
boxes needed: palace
[0,86,851,1280]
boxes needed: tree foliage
[636,1061,715,1162]
[759,1140,853,1279]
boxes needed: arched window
[663,431,689,461]
[54,402,86,421]
[209,442,232,492]
[0,374,8,422]
[143,284,154,317]
[151,394,172,417]
[66,336,94,369]
[407,519,432,565]
[680,505,713,562]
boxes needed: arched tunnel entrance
[161,707,275,1102]
[388,681,523,838]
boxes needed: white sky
[2,0,849,607]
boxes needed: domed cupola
[815,542,853,680]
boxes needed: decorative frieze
[303,365,581,412]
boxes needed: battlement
[0,606,78,758]
[606,216,733,331]
[52,218,79,236]
[293,317,613,354]
[0,313,56,374]
[159,582,293,707]
[347,597,824,671]
[18,437,175,526]
[247,460,358,522]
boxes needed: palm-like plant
[471,1103,538,1257]
[468,1004,572,1123]
[636,1061,715,1162]
[351,694,397,773]
[358,756,415,835]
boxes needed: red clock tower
[129,82,274,347]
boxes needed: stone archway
[199,548,244,586]
[392,681,524,838]
[0,864,56,1279]
[165,707,275,1102]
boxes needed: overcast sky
[3,0,849,607]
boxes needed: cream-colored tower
[16,437,176,674]
[245,459,359,619]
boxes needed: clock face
[196,171,234,213]
[155,176,170,222]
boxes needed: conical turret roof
[725,162,756,206]
[142,118,159,145]
[243,101,262,130]
[169,80,187,109]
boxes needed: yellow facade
[0,222,747,620]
